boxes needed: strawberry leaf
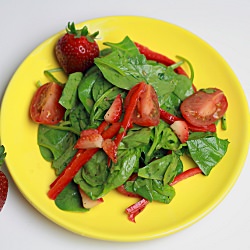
[0,145,6,167]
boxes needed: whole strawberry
[0,145,8,212]
[55,22,100,74]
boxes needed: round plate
[1,16,250,241]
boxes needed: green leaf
[55,181,88,212]
[102,148,141,196]
[187,136,229,175]
[78,66,104,114]
[0,145,6,167]
[59,72,83,109]
[80,151,109,187]
[38,125,77,161]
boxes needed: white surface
[0,0,249,249]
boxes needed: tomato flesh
[30,82,65,125]
[180,88,228,127]
[125,83,160,127]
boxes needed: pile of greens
[37,36,229,212]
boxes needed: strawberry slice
[104,94,123,123]
[170,120,189,143]
[78,186,104,209]
[0,145,8,212]
[75,129,104,149]
[102,139,117,163]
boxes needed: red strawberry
[75,129,104,149]
[170,120,189,143]
[0,146,8,212]
[55,22,100,74]
[102,139,117,163]
[104,94,123,123]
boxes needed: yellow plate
[1,16,250,242]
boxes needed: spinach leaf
[55,181,88,212]
[125,178,175,203]
[95,36,193,106]
[73,151,108,199]
[119,127,151,149]
[51,136,77,175]
[101,148,141,196]
[68,102,89,133]
[80,150,109,187]
[74,171,104,200]
[89,86,123,126]
[38,124,76,161]
[146,120,180,162]
[78,66,100,114]
[59,72,83,109]
[187,136,229,175]
[138,152,179,185]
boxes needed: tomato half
[30,82,65,125]
[180,88,228,127]
[125,83,160,127]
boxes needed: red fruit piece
[104,94,123,123]
[75,129,104,149]
[0,171,8,212]
[102,139,117,163]
[170,120,189,143]
[55,22,100,74]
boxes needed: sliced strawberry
[0,171,8,212]
[102,139,117,163]
[80,128,99,137]
[78,186,103,209]
[75,129,103,149]
[170,120,189,143]
[104,94,123,123]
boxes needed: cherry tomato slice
[125,83,160,127]
[180,88,228,127]
[30,82,65,125]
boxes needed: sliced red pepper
[116,173,140,198]
[101,122,121,139]
[159,108,182,124]
[48,148,99,199]
[125,198,149,223]
[48,121,119,200]
[116,185,141,198]
[169,167,202,186]
[160,108,217,132]
[134,42,188,76]
[114,82,146,149]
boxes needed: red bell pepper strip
[48,121,119,200]
[116,185,141,198]
[159,108,182,124]
[101,122,121,139]
[48,148,99,199]
[134,42,188,76]
[125,198,149,223]
[169,167,202,186]
[160,108,216,132]
[114,82,146,149]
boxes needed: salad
[29,22,229,222]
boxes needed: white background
[0,0,250,249]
